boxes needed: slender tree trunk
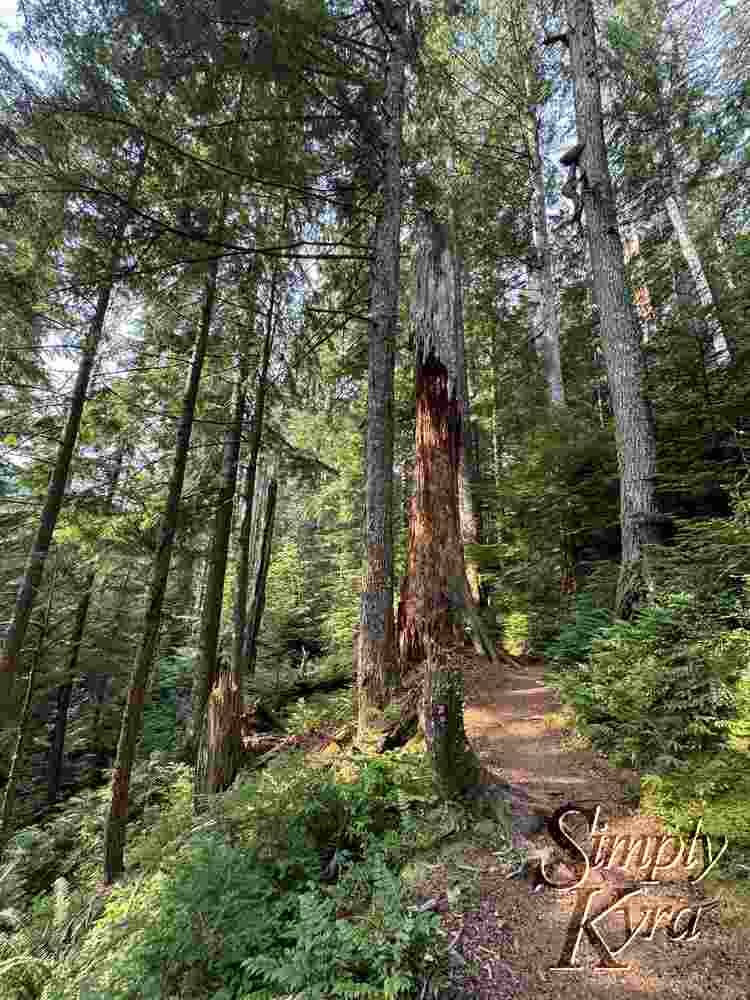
[0,148,147,723]
[0,552,58,853]
[527,108,565,406]
[665,193,731,370]
[561,0,663,618]
[47,581,92,804]
[244,479,277,677]
[103,206,223,883]
[357,2,407,732]
[455,263,482,608]
[232,243,279,679]
[193,355,251,807]
[491,315,504,545]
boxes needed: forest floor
[407,651,750,1000]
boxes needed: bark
[192,354,251,806]
[563,0,662,618]
[244,479,277,677]
[665,194,731,370]
[398,348,466,663]
[233,245,278,679]
[193,663,243,808]
[0,552,58,852]
[0,147,147,724]
[47,582,92,804]
[656,25,731,371]
[397,215,497,670]
[455,262,482,607]
[527,108,565,406]
[357,2,406,730]
[491,311,504,544]
[421,634,479,800]
[103,207,222,883]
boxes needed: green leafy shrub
[283,687,353,737]
[543,593,612,666]
[552,593,749,771]
[46,756,442,1000]
[245,847,440,1000]
[642,749,750,879]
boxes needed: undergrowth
[1,735,510,1000]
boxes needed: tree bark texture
[194,663,243,810]
[421,634,480,800]
[233,252,277,680]
[564,0,662,618]
[527,108,565,407]
[397,213,480,664]
[665,194,731,370]
[47,583,92,804]
[454,261,482,606]
[192,355,250,805]
[357,2,407,728]
[103,209,222,883]
[0,552,57,853]
[244,478,277,677]
[0,147,148,724]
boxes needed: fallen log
[264,672,353,712]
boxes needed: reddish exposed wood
[397,353,472,662]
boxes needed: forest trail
[411,652,750,1000]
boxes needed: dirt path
[413,652,750,1000]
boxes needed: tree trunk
[421,634,480,799]
[398,214,485,667]
[103,206,222,883]
[563,0,662,618]
[357,3,407,731]
[244,478,277,676]
[665,193,731,370]
[491,308,505,545]
[233,242,279,680]
[0,147,148,723]
[191,353,251,806]
[455,262,482,608]
[193,661,243,809]
[0,551,58,852]
[47,580,93,804]
[527,108,565,407]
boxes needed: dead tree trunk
[398,214,496,664]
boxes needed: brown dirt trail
[414,651,750,1000]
